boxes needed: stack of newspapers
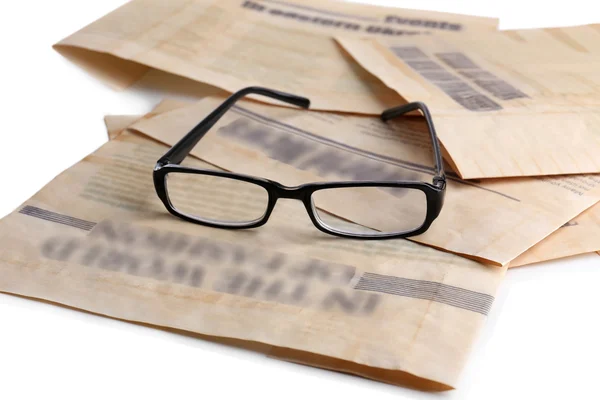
[1,0,599,391]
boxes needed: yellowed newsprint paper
[118,99,600,268]
[124,98,600,268]
[0,122,504,390]
[337,24,600,178]
[129,97,600,266]
[119,99,600,269]
[107,105,600,267]
[54,0,498,114]
[511,205,600,267]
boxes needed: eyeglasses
[153,87,446,239]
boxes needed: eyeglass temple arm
[158,86,311,165]
[381,102,446,187]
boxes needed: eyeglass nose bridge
[271,182,311,201]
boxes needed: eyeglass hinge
[155,159,170,170]
[433,175,446,188]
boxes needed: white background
[1,1,599,399]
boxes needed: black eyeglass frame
[153,86,446,239]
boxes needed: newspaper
[0,122,505,390]
[124,97,600,267]
[500,24,600,54]
[129,97,600,266]
[336,24,600,178]
[511,205,600,267]
[54,0,498,114]
[115,103,600,268]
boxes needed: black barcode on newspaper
[436,52,529,101]
[19,205,97,231]
[390,46,502,112]
[355,272,493,315]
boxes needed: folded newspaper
[126,98,600,267]
[129,97,600,266]
[108,103,600,268]
[17,0,595,392]
[0,117,505,390]
[337,24,600,178]
[511,205,600,267]
[54,0,498,114]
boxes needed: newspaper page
[122,99,600,268]
[131,98,600,266]
[337,24,600,178]
[511,205,600,267]
[500,24,600,54]
[126,99,600,268]
[54,0,498,114]
[0,124,504,390]
[131,98,600,268]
